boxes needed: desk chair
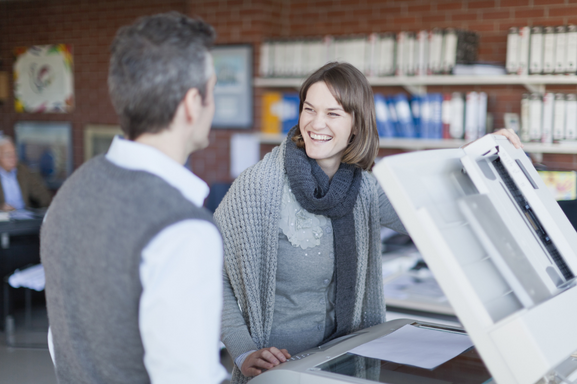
[3,264,47,348]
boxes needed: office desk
[0,216,43,329]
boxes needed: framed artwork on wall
[211,44,253,128]
[14,121,73,189]
[84,125,122,162]
[13,44,74,113]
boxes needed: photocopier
[251,135,577,384]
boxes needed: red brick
[514,8,545,18]
[408,4,432,13]
[451,12,479,21]
[482,10,511,20]
[389,16,417,25]
[468,22,498,31]
[500,0,530,5]
[468,0,497,9]
[436,2,464,11]
[422,14,447,24]
[549,6,577,17]
[533,0,566,4]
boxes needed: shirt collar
[0,167,17,178]
[105,136,209,207]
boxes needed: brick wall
[1,0,577,189]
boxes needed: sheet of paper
[230,133,259,178]
[348,324,473,370]
[8,264,45,291]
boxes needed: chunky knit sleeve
[220,266,258,362]
[213,143,286,384]
[369,173,407,234]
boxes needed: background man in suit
[0,136,52,211]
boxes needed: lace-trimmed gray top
[270,176,405,355]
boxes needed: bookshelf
[259,133,577,156]
[256,75,577,156]
[254,75,577,94]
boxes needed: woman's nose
[312,113,326,129]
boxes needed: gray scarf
[284,126,362,340]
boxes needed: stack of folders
[520,93,577,143]
[506,25,577,75]
[374,91,488,140]
[259,29,479,78]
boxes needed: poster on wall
[14,121,73,189]
[212,44,253,128]
[13,44,74,113]
[84,124,123,162]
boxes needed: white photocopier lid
[373,134,577,384]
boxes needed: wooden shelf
[258,133,577,155]
[254,75,577,94]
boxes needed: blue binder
[393,94,416,138]
[410,95,422,138]
[374,93,396,138]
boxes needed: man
[41,12,226,384]
[0,136,52,211]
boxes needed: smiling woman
[298,82,354,178]
[215,62,407,384]
[215,61,523,384]
[293,62,379,176]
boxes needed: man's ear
[183,87,201,124]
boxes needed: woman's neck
[315,158,340,180]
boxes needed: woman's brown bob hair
[292,62,379,171]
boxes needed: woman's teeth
[310,133,332,141]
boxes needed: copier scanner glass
[317,340,490,384]
[373,135,577,384]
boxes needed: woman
[214,62,521,383]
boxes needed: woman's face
[299,81,353,175]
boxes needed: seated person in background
[0,136,52,211]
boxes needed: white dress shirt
[0,168,25,209]
[49,136,226,384]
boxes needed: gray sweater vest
[41,155,215,384]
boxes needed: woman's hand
[491,128,524,149]
[241,347,291,377]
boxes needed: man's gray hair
[108,12,216,140]
[0,136,14,148]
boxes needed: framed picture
[212,44,253,128]
[13,45,74,113]
[84,124,122,162]
[14,121,73,189]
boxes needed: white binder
[542,26,556,74]
[518,26,531,75]
[566,25,577,74]
[553,93,566,141]
[529,26,544,74]
[555,25,567,73]
[529,93,543,141]
[506,27,519,74]
[565,94,577,140]
[541,92,554,144]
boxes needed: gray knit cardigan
[214,137,385,383]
